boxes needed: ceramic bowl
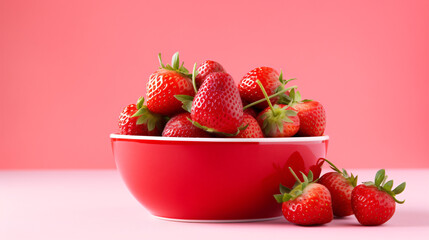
[110,134,329,222]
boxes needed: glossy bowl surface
[110,134,329,222]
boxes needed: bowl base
[153,215,283,223]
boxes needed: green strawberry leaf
[158,52,192,78]
[171,52,180,69]
[308,170,314,182]
[278,70,296,85]
[136,96,144,109]
[187,118,245,137]
[238,124,249,131]
[276,120,284,133]
[383,180,394,192]
[278,70,284,84]
[174,95,194,113]
[279,184,291,194]
[392,182,406,195]
[320,158,358,186]
[274,194,284,203]
[132,105,164,131]
[285,109,297,116]
[284,78,296,84]
[191,63,198,93]
[350,173,358,187]
[301,172,309,184]
[374,169,386,187]
[277,94,292,105]
[363,170,406,204]
[283,193,293,202]
[147,119,156,131]
[132,107,148,118]
[158,53,166,68]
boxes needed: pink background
[1,0,428,169]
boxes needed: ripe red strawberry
[257,105,300,137]
[162,113,211,138]
[190,72,244,135]
[274,168,333,225]
[253,80,300,137]
[241,100,258,118]
[118,97,163,136]
[318,159,357,217]
[233,113,263,138]
[195,60,225,87]
[287,89,326,136]
[244,107,258,119]
[146,52,195,116]
[351,169,406,226]
[295,101,326,136]
[238,67,283,109]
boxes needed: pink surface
[0,169,427,239]
[1,0,428,169]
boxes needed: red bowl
[110,134,329,222]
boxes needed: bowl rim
[110,133,329,143]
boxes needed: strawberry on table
[118,97,164,136]
[233,113,263,138]
[190,72,244,136]
[274,168,333,226]
[162,113,211,138]
[318,158,357,217]
[351,169,406,226]
[285,89,326,136]
[195,60,225,87]
[146,52,195,116]
[254,80,300,137]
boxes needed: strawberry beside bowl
[110,134,329,222]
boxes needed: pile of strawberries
[275,159,406,226]
[118,52,326,138]
[117,53,407,226]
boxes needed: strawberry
[295,101,326,136]
[318,158,357,217]
[241,100,258,118]
[286,89,326,136]
[195,60,225,87]
[146,52,195,116]
[351,169,406,226]
[254,80,300,137]
[162,113,211,138]
[244,107,258,119]
[257,105,300,137]
[118,97,164,136]
[233,113,263,138]
[274,168,333,225]
[239,67,293,109]
[190,72,244,135]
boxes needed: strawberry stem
[171,52,180,69]
[321,158,342,173]
[289,167,302,184]
[256,80,275,113]
[158,53,165,68]
[243,85,297,110]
